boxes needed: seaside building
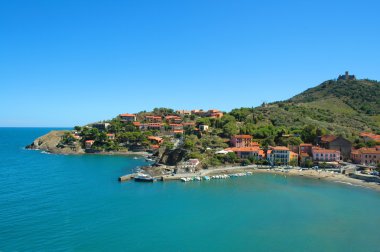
[225,146,264,159]
[311,147,340,162]
[120,113,137,122]
[231,135,252,148]
[267,146,298,165]
[317,135,351,161]
[351,146,380,166]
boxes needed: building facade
[231,135,252,148]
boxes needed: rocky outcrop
[26,130,85,154]
[158,147,187,166]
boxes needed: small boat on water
[134,173,155,182]
[145,158,155,162]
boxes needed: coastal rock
[158,148,187,166]
[26,130,84,154]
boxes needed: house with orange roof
[147,123,164,130]
[311,147,340,162]
[120,113,136,122]
[85,140,95,149]
[359,132,380,143]
[207,109,224,118]
[182,122,196,128]
[165,115,182,124]
[139,123,164,131]
[231,135,252,148]
[145,115,162,123]
[351,146,380,166]
[169,124,184,134]
[225,146,264,159]
[106,133,115,140]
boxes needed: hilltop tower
[338,71,356,81]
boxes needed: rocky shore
[25,130,150,156]
[26,130,84,154]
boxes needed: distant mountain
[232,78,380,139]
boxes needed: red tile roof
[120,113,135,117]
[312,147,340,154]
[321,135,337,143]
[300,143,313,146]
[271,146,290,151]
[148,136,163,142]
[232,135,252,139]
[354,147,380,155]
[226,147,261,152]
[360,132,380,141]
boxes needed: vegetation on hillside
[55,78,379,166]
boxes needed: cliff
[26,130,85,154]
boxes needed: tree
[304,159,313,168]
[222,122,239,138]
[289,158,298,167]
[225,152,238,163]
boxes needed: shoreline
[30,148,150,157]
[159,165,380,192]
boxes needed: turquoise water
[1,128,380,251]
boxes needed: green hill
[230,78,380,141]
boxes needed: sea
[1,128,380,251]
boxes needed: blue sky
[1,0,379,127]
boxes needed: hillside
[231,78,380,140]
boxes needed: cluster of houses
[224,135,301,166]
[83,110,380,168]
[222,133,380,167]
[119,109,221,135]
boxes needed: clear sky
[1,0,379,127]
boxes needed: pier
[118,173,137,182]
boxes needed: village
[55,107,380,184]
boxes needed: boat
[134,173,155,182]
[203,176,210,180]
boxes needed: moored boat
[134,173,155,182]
